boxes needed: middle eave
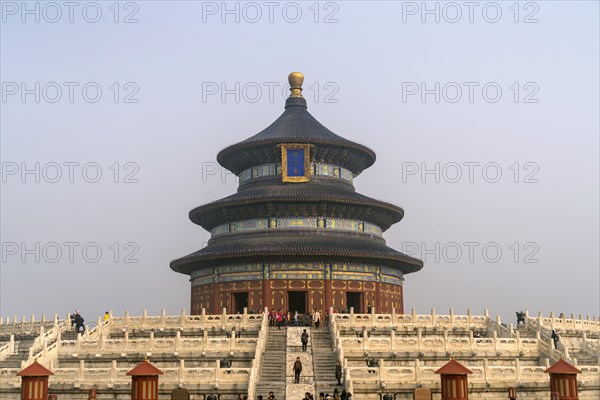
[189,182,405,231]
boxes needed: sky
[1,1,598,325]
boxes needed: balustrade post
[96,316,102,331]
[449,308,454,326]
[515,330,521,351]
[515,358,521,381]
[243,307,248,329]
[76,332,82,352]
[110,360,117,387]
[123,310,129,328]
[203,329,208,350]
[349,307,354,327]
[391,307,396,326]
[54,314,58,326]
[9,334,15,353]
[390,330,395,352]
[39,326,45,345]
[201,308,206,326]
[379,359,386,383]
[467,309,472,328]
[431,307,436,326]
[469,329,474,350]
[214,359,220,382]
[142,309,148,329]
[149,331,155,352]
[78,359,85,384]
[180,308,187,328]
[582,332,587,352]
[414,359,421,383]
[443,329,448,351]
[417,327,422,351]
[483,358,489,383]
[230,329,236,352]
[123,331,129,352]
[175,331,181,352]
[363,329,368,353]
[160,309,166,329]
[41,314,46,325]
[99,330,105,351]
[496,315,502,336]
[492,331,498,350]
[178,359,186,384]
[411,307,417,325]
[537,312,543,332]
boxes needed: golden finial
[288,72,304,98]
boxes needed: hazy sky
[1,1,598,325]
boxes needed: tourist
[319,393,325,400]
[473,330,481,338]
[256,396,263,400]
[276,309,284,329]
[551,329,560,349]
[73,310,85,333]
[301,329,309,351]
[335,360,343,385]
[294,311,299,326]
[340,390,348,400]
[237,394,243,400]
[333,388,340,400]
[293,356,303,383]
[367,304,373,313]
[268,391,275,400]
[103,311,110,322]
[313,309,321,330]
[270,309,276,327]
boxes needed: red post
[17,361,54,400]
[127,360,164,400]
[544,359,581,400]
[435,359,473,400]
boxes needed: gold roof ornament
[288,72,304,98]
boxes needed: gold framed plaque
[280,144,311,183]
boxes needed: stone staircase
[256,328,287,399]
[312,328,339,396]
[0,338,35,368]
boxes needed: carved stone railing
[345,360,600,387]
[0,315,59,336]
[331,311,353,395]
[0,336,15,360]
[333,308,490,331]
[531,312,599,335]
[110,308,263,333]
[0,360,252,388]
[60,331,259,355]
[247,310,269,400]
[337,328,540,356]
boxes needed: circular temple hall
[171,72,423,315]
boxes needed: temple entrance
[288,291,307,313]
[232,292,248,314]
[346,292,363,313]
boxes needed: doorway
[346,292,363,313]
[232,292,249,314]
[288,291,307,314]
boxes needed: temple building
[170,72,423,315]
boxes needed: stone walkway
[285,327,315,399]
